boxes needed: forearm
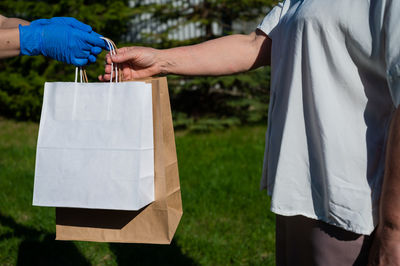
[156,30,271,76]
[0,28,21,58]
[379,107,400,238]
[0,15,29,28]
[0,15,30,58]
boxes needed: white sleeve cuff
[257,3,285,37]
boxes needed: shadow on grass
[17,237,90,266]
[0,212,197,266]
[0,213,89,266]
[109,241,198,266]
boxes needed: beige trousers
[276,215,373,266]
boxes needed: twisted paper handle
[75,37,122,83]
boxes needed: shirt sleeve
[383,0,400,107]
[257,2,287,37]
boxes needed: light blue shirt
[258,0,400,234]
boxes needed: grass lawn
[0,118,275,266]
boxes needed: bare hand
[368,226,400,266]
[98,46,161,81]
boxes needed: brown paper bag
[55,77,182,244]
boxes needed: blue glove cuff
[19,24,42,56]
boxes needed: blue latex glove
[30,17,105,63]
[29,17,93,32]
[19,17,107,66]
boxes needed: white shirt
[258,0,400,235]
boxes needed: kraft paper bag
[55,77,183,244]
[33,80,155,211]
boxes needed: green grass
[0,118,275,266]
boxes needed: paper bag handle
[74,37,122,83]
[71,37,121,120]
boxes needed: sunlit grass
[0,119,274,265]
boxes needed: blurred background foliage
[0,0,276,132]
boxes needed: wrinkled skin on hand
[98,46,161,81]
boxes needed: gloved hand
[29,17,93,32]
[19,17,107,66]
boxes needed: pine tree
[129,0,277,131]
[130,0,276,46]
[0,0,278,130]
[0,0,132,121]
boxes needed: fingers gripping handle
[101,37,119,83]
[74,37,120,83]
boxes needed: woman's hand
[99,30,271,81]
[368,226,400,266]
[98,46,162,81]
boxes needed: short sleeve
[257,2,286,37]
[383,0,400,107]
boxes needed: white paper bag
[33,81,154,210]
